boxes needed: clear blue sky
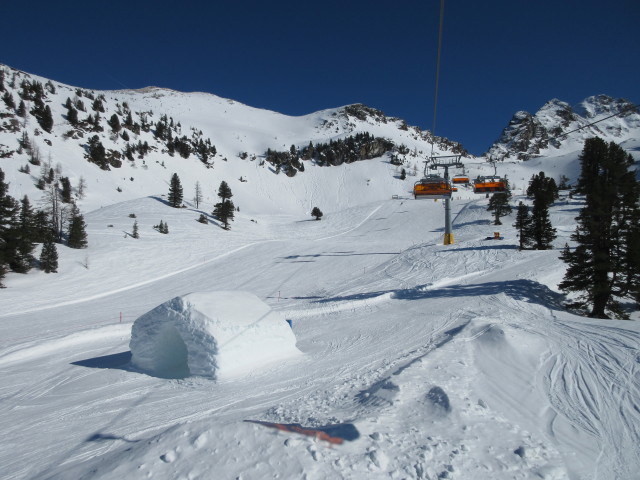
[2,0,638,155]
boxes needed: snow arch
[129,291,300,379]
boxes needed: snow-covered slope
[1,64,639,480]
[2,191,639,480]
[0,63,468,218]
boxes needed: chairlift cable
[430,0,445,158]
[546,103,638,143]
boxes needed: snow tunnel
[129,291,300,380]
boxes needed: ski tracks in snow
[477,292,640,478]
[541,319,640,479]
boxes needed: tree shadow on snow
[444,244,519,252]
[398,279,566,309]
[451,219,493,228]
[149,195,171,207]
[315,279,566,310]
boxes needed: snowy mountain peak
[575,94,637,119]
[486,95,639,161]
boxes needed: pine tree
[41,105,53,133]
[212,181,235,229]
[530,200,556,250]
[526,172,557,250]
[213,200,235,229]
[66,104,78,125]
[0,257,5,288]
[92,98,105,113]
[32,209,52,243]
[0,169,20,280]
[513,202,533,250]
[16,100,26,118]
[527,171,558,208]
[559,137,640,318]
[31,98,54,133]
[39,235,58,273]
[311,207,323,220]
[67,205,88,248]
[217,181,233,202]
[487,191,512,225]
[60,177,72,203]
[108,114,121,133]
[132,220,139,238]
[168,173,183,208]
[12,196,36,272]
[87,136,108,169]
[2,91,15,109]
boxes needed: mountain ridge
[486,95,639,161]
[1,62,639,217]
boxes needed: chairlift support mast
[429,155,463,245]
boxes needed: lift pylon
[428,155,463,245]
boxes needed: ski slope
[1,189,639,480]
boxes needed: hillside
[0,63,468,218]
[1,64,640,480]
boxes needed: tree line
[0,168,87,286]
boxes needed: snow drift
[129,291,301,379]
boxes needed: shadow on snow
[314,279,566,310]
[71,351,131,370]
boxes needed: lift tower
[429,155,463,245]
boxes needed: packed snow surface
[2,188,639,480]
[129,291,301,379]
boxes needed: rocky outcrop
[486,96,638,161]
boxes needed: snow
[0,66,639,479]
[129,291,301,379]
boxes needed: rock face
[486,95,639,160]
[129,291,301,379]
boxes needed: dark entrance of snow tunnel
[150,324,190,379]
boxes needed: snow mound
[129,291,301,379]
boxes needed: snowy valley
[1,63,640,479]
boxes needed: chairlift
[473,175,507,193]
[451,174,470,185]
[414,174,452,199]
[473,157,507,193]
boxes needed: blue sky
[2,0,638,155]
